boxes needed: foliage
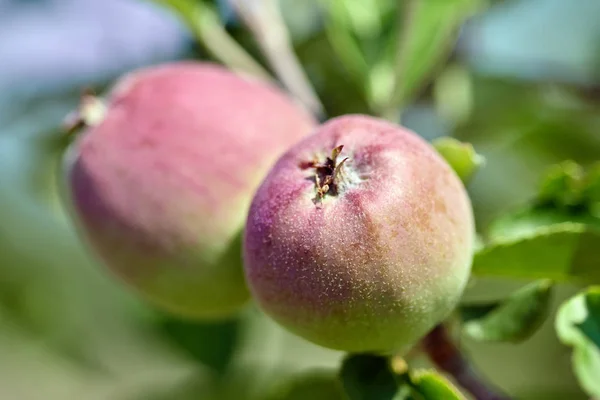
[1,0,599,399]
[556,287,600,398]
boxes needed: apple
[243,114,475,353]
[62,61,317,319]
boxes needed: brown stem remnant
[302,145,349,202]
[422,325,513,400]
[63,88,106,135]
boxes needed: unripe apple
[243,115,475,353]
[62,61,317,319]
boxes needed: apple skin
[62,61,317,320]
[243,114,475,353]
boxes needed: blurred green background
[0,0,599,399]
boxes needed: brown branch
[422,325,513,400]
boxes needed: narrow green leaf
[555,287,600,398]
[375,0,486,112]
[340,354,399,400]
[462,280,554,343]
[318,0,376,93]
[398,0,484,101]
[432,137,485,184]
[149,0,271,80]
[341,0,385,38]
[323,23,370,89]
[409,370,466,400]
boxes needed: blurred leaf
[555,287,600,398]
[122,373,220,400]
[462,280,554,343]
[433,64,473,125]
[322,18,369,91]
[459,302,499,323]
[537,161,584,207]
[473,222,600,282]
[150,0,271,80]
[395,0,484,99]
[474,164,600,281]
[582,162,600,210]
[158,314,240,375]
[486,207,600,243]
[535,160,600,211]
[294,34,372,117]
[267,370,346,400]
[219,307,342,400]
[432,137,485,184]
[319,0,486,115]
[317,0,380,97]
[373,0,486,112]
[368,61,395,112]
[340,354,399,400]
[576,292,600,350]
[409,370,466,400]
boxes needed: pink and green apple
[62,61,316,319]
[243,115,475,353]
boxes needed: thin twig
[422,325,513,400]
[151,0,272,81]
[381,0,420,123]
[228,0,325,119]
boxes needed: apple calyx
[303,145,349,202]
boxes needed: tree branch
[422,325,513,400]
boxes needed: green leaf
[473,221,600,282]
[537,160,584,208]
[433,64,473,125]
[372,0,486,111]
[219,307,342,400]
[582,162,600,209]
[474,200,600,282]
[473,199,600,282]
[462,280,554,343]
[432,137,485,184]
[396,0,485,102]
[150,0,271,80]
[320,0,487,115]
[409,370,466,400]
[555,287,600,398]
[486,207,600,243]
[485,161,600,245]
[340,354,399,400]
[459,302,499,323]
[267,370,346,400]
[576,291,600,349]
[317,0,382,96]
[534,160,600,215]
[157,314,240,375]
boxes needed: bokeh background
[0,0,599,399]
